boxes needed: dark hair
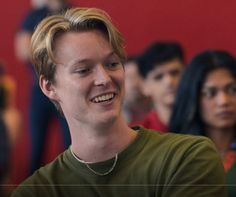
[169,50,236,135]
[137,41,184,78]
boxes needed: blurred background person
[15,0,69,63]
[0,86,10,197]
[0,61,21,196]
[0,62,21,147]
[136,41,185,132]
[169,50,236,197]
[31,0,47,8]
[123,56,152,124]
[14,0,71,175]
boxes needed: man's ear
[39,75,58,100]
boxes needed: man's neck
[70,117,137,163]
[154,103,172,125]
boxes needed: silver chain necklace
[70,147,118,176]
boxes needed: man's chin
[98,111,118,124]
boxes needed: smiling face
[144,58,183,108]
[40,30,125,128]
[200,68,236,131]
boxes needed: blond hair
[31,7,126,82]
[30,7,125,114]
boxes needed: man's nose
[163,74,176,86]
[94,65,112,86]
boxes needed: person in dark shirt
[0,76,10,196]
[15,0,71,175]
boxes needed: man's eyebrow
[69,51,117,66]
[65,58,94,70]
[105,51,119,59]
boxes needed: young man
[137,42,184,132]
[12,8,226,197]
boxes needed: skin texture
[44,30,124,128]
[144,59,183,108]
[40,30,136,162]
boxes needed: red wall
[1,0,236,185]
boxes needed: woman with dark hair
[169,50,236,197]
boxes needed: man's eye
[154,74,163,81]
[170,69,181,77]
[75,68,91,75]
[106,62,121,70]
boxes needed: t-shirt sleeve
[11,175,51,197]
[161,137,227,197]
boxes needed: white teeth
[93,93,114,103]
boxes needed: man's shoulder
[31,150,69,180]
[144,126,210,141]
[11,150,69,196]
[141,126,215,153]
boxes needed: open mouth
[91,93,115,103]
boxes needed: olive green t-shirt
[12,127,227,197]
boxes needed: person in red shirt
[136,42,185,132]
